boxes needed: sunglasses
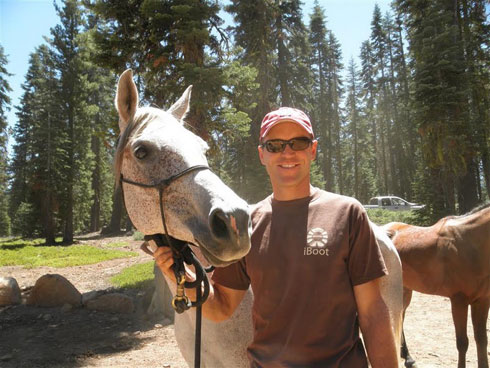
[261,137,313,153]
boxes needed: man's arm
[153,246,247,322]
[354,278,399,368]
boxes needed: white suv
[364,196,425,211]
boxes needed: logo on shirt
[304,228,329,256]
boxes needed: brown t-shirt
[212,188,387,368]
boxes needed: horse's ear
[115,69,139,132]
[168,85,192,123]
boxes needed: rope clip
[172,271,191,314]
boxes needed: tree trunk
[42,192,56,245]
[276,13,291,106]
[90,134,101,232]
[63,108,74,244]
[102,185,124,235]
[457,158,479,214]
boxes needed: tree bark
[102,185,124,235]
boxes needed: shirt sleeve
[212,256,250,291]
[347,203,387,286]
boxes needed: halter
[119,164,214,368]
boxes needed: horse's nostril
[210,209,230,240]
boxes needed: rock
[85,293,134,314]
[0,277,21,306]
[27,274,81,307]
[0,353,13,361]
[61,303,73,313]
[148,264,174,321]
[81,290,103,305]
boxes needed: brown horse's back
[385,209,490,301]
[439,211,490,300]
[385,205,490,368]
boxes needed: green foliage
[0,194,10,236]
[11,202,40,238]
[0,45,12,237]
[0,237,44,248]
[0,241,136,268]
[110,261,155,289]
[310,160,326,189]
[366,209,426,227]
[395,0,487,214]
[103,241,130,248]
[132,231,145,241]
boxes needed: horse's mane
[435,201,490,225]
[114,108,157,186]
[462,201,490,216]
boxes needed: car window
[392,198,403,206]
[381,198,391,206]
[370,198,378,205]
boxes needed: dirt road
[0,235,486,367]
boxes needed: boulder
[85,292,134,314]
[27,274,81,307]
[147,264,174,321]
[81,290,103,305]
[0,277,21,306]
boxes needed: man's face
[258,121,317,196]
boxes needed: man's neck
[272,184,314,201]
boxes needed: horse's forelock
[114,108,161,186]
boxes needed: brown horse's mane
[432,201,490,227]
[461,201,490,217]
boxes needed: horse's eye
[134,146,148,160]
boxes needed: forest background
[0,0,488,244]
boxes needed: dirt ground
[0,234,486,368]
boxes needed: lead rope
[144,231,213,368]
[119,165,212,368]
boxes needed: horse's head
[114,69,251,266]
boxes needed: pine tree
[395,0,480,216]
[307,3,343,193]
[225,0,275,202]
[308,3,331,190]
[326,31,344,193]
[90,0,232,215]
[0,45,12,236]
[344,58,375,202]
[272,0,312,108]
[76,24,117,233]
[31,45,65,244]
[9,62,35,235]
[359,39,380,194]
[9,46,65,241]
[460,0,490,199]
[391,13,418,199]
[370,4,391,195]
[211,49,261,200]
[90,0,226,137]
[48,0,93,242]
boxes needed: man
[155,107,398,367]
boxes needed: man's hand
[152,244,247,322]
[153,245,178,282]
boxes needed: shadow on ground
[0,287,170,368]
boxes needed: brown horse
[384,203,490,368]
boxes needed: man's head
[259,107,314,143]
[258,107,318,200]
